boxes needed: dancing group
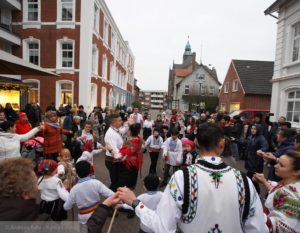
[0,106,299,233]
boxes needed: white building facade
[266,0,300,128]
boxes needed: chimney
[192,52,196,71]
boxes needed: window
[210,86,215,95]
[286,90,300,123]
[101,87,107,108]
[224,82,229,93]
[23,80,39,104]
[292,24,300,62]
[111,32,115,52]
[58,40,74,68]
[232,80,238,92]
[102,54,107,79]
[196,74,205,82]
[110,62,114,83]
[93,4,99,33]
[28,42,39,65]
[104,20,109,44]
[92,45,98,74]
[184,85,189,94]
[57,81,73,106]
[27,0,39,21]
[61,0,73,21]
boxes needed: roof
[264,0,291,14]
[175,69,193,77]
[232,60,274,95]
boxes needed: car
[229,109,270,124]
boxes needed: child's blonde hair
[59,148,71,161]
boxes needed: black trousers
[163,163,180,182]
[105,157,120,192]
[149,151,159,174]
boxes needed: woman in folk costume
[38,159,69,221]
[57,148,77,191]
[111,123,144,190]
[253,151,300,233]
[42,111,72,161]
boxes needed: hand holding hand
[252,173,267,184]
[116,187,137,206]
[263,152,276,162]
[102,193,121,208]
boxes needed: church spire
[183,36,192,61]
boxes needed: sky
[105,0,278,91]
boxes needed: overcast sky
[105,0,277,91]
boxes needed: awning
[0,50,58,76]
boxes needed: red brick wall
[219,61,245,112]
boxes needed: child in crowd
[76,140,105,177]
[57,148,77,191]
[145,128,164,174]
[181,137,197,168]
[38,159,69,221]
[122,174,163,233]
[64,160,114,233]
[161,129,183,187]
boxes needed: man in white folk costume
[117,124,268,233]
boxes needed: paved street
[76,150,268,233]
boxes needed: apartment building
[8,0,134,112]
[139,90,167,110]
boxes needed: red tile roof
[175,69,193,77]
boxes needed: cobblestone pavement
[69,151,268,233]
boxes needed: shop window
[23,80,39,104]
[59,82,73,106]
[286,90,300,123]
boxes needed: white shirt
[123,191,163,233]
[104,127,124,158]
[63,177,114,224]
[134,156,268,233]
[163,137,183,166]
[145,135,163,150]
[143,120,154,129]
[0,127,40,160]
[130,113,144,124]
[38,175,69,202]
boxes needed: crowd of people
[0,102,299,233]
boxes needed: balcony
[151,99,163,103]
[0,24,21,46]
[0,0,21,10]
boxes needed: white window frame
[102,54,107,79]
[232,80,238,92]
[92,44,98,75]
[292,23,300,62]
[286,89,300,124]
[56,80,74,108]
[23,79,40,104]
[101,87,107,108]
[110,62,114,83]
[210,86,215,95]
[111,31,115,53]
[104,19,109,45]
[93,3,100,34]
[23,37,40,65]
[224,82,229,93]
[184,85,189,95]
[22,0,41,28]
[56,0,76,28]
[56,38,75,70]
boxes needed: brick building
[219,60,273,112]
[8,0,135,112]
